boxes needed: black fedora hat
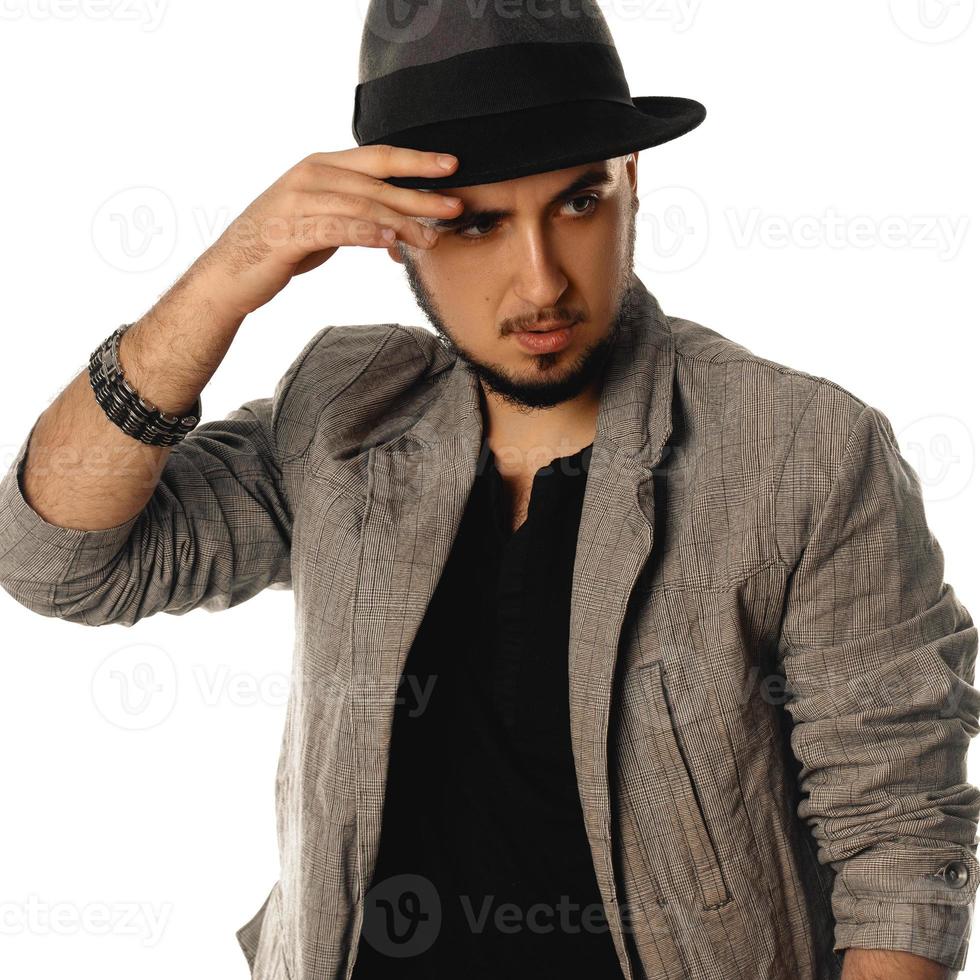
[352,0,706,190]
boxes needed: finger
[293,213,428,252]
[306,144,459,180]
[301,163,462,221]
[299,189,440,249]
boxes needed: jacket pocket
[637,660,730,911]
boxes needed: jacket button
[939,860,970,888]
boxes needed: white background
[0,1,978,977]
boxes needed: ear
[625,152,638,195]
[387,243,405,264]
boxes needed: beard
[397,191,639,412]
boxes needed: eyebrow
[426,165,616,232]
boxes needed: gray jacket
[1,273,978,979]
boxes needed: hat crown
[358,0,618,84]
[351,0,706,190]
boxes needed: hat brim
[374,96,706,190]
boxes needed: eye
[566,193,600,216]
[455,193,601,242]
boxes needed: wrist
[117,323,203,419]
[183,248,255,323]
[841,947,953,979]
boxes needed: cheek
[579,209,624,256]
[425,245,493,285]
[573,219,626,283]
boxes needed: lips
[513,323,575,353]
[521,320,574,333]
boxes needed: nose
[511,223,568,312]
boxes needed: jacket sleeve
[0,326,332,628]
[776,401,980,972]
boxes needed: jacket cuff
[831,840,980,971]
[0,421,141,609]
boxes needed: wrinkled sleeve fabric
[0,326,332,628]
[776,401,980,972]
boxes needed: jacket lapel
[565,277,676,977]
[348,273,676,979]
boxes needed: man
[1,3,978,979]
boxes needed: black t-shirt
[350,437,624,979]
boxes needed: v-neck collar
[481,440,593,542]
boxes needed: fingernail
[437,155,457,171]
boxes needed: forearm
[842,947,953,979]
[21,268,245,531]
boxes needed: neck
[479,378,600,474]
